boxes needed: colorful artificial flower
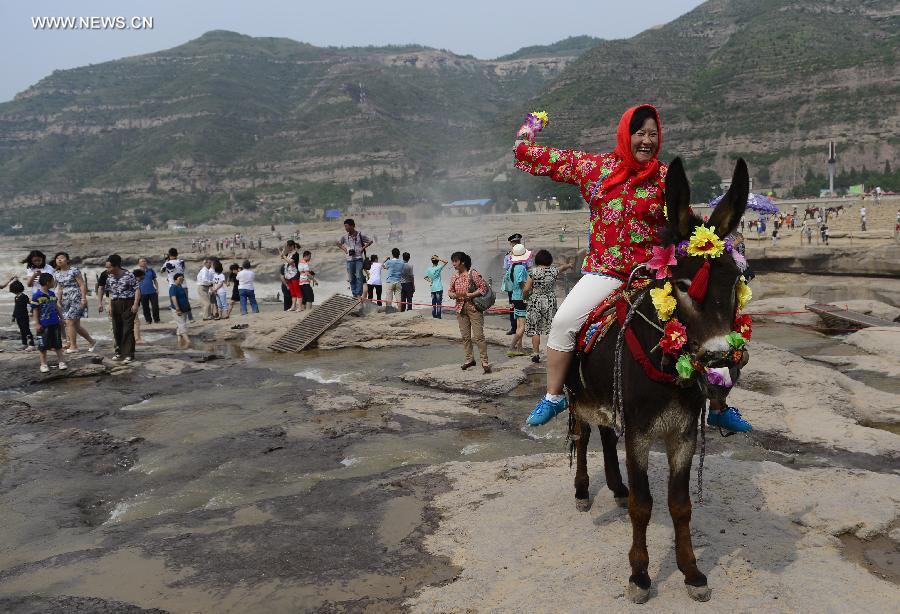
[675,354,695,379]
[660,319,688,355]
[527,110,549,131]
[706,367,733,388]
[650,282,677,321]
[736,276,752,311]
[687,225,725,258]
[734,314,753,340]
[646,244,677,280]
[725,331,747,350]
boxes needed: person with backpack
[505,244,531,357]
[447,251,491,374]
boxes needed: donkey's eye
[675,280,690,293]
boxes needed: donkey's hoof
[626,582,651,604]
[575,497,592,512]
[686,584,711,602]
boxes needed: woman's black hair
[53,252,70,267]
[629,106,658,135]
[534,249,553,266]
[370,254,378,262]
[229,263,240,271]
[22,250,46,267]
[450,251,471,270]
[9,280,24,294]
[213,261,223,274]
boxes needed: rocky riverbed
[0,289,897,612]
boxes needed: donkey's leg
[666,432,710,602]
[598,426,629,502]
[625,432,653,604]
[574,420,591,511]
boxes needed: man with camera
[336,218,373,299]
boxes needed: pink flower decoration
[646,244,677,279]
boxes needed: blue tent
[324,209,342,219]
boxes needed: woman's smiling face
[631,116,659,163]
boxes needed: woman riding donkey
[513,105,750,433]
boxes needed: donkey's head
[660,157,749,398]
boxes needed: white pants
[547,274,623,352]
[173,312,188,336]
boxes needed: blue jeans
[346,259,364,297]
[238,289,259,314]
[431,291,443,319]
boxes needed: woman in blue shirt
[424,255,448,318]
[506,244,531,357]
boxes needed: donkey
[567,157,749,604]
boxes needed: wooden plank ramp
[268,294,361,352]
[805,303,900,331]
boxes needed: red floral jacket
[514,142,667,279]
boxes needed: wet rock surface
[0,303,897,612]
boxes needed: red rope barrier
[357,297,897,332]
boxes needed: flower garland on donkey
[514,106,753,433]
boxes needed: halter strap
[615,298,677,384]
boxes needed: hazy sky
[0,0,704,102]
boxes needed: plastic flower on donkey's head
[734,314,753,340]
[650,282,677,321]
[736,276,753,311]
[646,244,677,280]
[660,319,687,355]
[687,225,725,258]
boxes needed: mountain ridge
[1,1,898,232]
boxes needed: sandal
[460,360,476,370]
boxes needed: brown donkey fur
[567,157,749,604]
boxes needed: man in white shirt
[196,258,215,320]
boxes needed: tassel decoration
[688,260,710,303]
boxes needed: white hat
[510,243,532,263]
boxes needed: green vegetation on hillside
[0,1,897,230]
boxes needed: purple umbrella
[709,192,779,215]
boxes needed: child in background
[10,279,35,350]
[168,273,191,346]
[298,250,316,310]
[132,269,146,344]
[161,248,191,321]
[212,260,228,319]
[31,273,66,373]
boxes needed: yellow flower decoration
[531,110,549,129]
[650,282,677,321]
[687,225,725,258]
[736,276,752,311]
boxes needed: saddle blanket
[576,278,651,355]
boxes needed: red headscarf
[603,104,662,194]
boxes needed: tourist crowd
[7,248,267,372]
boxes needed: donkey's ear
[665,157,693,237]
[708,159,749,238]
